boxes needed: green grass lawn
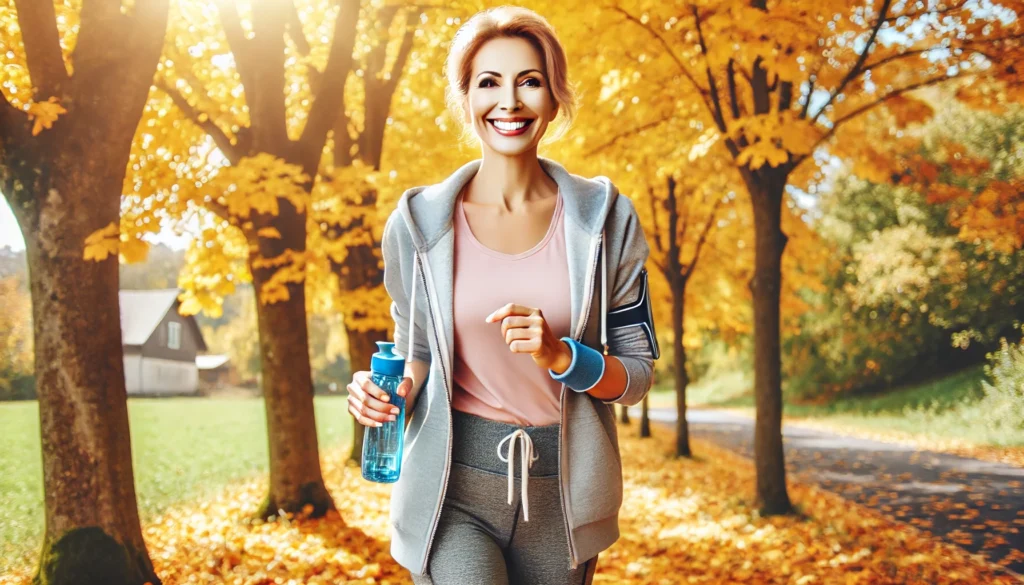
[0,395,352,572]
[642,365,1024,447]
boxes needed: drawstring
[407,250,418,364]
[497,430,540,521]
[601,228,607,353]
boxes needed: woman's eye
[523,78,541,87]
[479,78,496,88]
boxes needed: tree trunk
[746,175,793,516]
[672,277,691,457]
[345,327,388,464]
[248,206,335,519]
[619,403,631,424]
[10,163,160,585]
[640,394,651,438]
[0,3,169,579]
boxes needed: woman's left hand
[485,303,573,372]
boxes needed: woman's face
[464,36,559,156]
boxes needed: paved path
[627,406,1024,576]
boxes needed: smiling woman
[344,5,659,585]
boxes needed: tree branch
[13,0,68,98]
[157,78,242,163]
[727,58,741,119]
[810,0,893,125]
[584,114,676,157]
[298,0,361,168]
[613,6,715,117]
[693,4,728,132]
[286,2,311,55]
[683,195,721,280]
[647,183,664,255]
[212,0,254,90]
[882,1,966,23]
[799,72,962,164]
[384,9,420,95]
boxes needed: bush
[0,373,36,401]
[980,327,1024,431]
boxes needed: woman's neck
[465,152,557,211]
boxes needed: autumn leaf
[83,222,120,262]
[26,97,67,136]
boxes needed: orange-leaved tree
[588,0,1024,514]
[0,0,169,582]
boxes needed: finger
[348,395,395,424]
[504,324,538,346]
[509,338,541,353]
[499,315,533,339]
[398,377,412,397]
[486,303,531,323]
[360,376,391,403]
[364,390,400,417]
[348,402,383,428]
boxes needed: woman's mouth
[488,118,535,137]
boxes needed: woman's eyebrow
[476,69,543,79]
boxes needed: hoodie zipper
[558,232,602,571]
[414,249,454,576]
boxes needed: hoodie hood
[396,157,619,251]
[395,156,620,362]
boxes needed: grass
[642,364,1024,447]
[0,395,353,571]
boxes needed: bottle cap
[371,341,405,378]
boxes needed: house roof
[120,289,188,347]
[196,354,230,370]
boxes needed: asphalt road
[627,406,1024,576]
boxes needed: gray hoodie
[381,156,660,574]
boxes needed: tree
[147,0,364,519]
[0,0,169,582]
[589,0,1024,514]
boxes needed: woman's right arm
[382,208,433,412]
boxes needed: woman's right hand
[347,371,412,428]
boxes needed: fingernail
[391,407,399,414]
[375,421,383,427]
[382,395,389,402]
[388,415,396,421]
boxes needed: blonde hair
[444,5,579,147]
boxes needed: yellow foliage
[26,97,67,136]
[82,222,120,262]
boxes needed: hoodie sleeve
[601,196,660,407]
[382,209,433,364]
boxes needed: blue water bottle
[361,341,406,483]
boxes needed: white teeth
[491,119,530,131]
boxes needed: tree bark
[248,204,334,519]
[746,173,793,516]
[0,3,169,582]
[619,403,631,424]
[672,276,692,457]
[16,168,161,585]
[639,394,651,438]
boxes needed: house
[196,353,239,390]
[120,289,208,395]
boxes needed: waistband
[451,409,560,478]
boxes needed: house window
[167,322,182,350]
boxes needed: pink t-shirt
[451,188,571,427]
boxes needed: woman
[347,6,660,584]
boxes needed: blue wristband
[548,337,605,392]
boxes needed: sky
[1,195,191,253]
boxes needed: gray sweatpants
[411,409,598,585]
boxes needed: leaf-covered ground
[1,424,1018,584]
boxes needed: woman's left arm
[551,196,660,406]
